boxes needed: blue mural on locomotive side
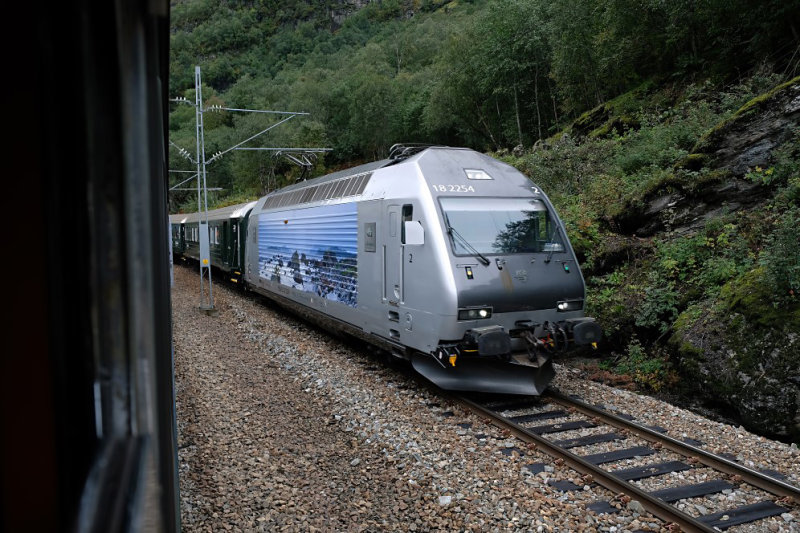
[258,202,358,307]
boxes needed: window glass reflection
[440,197,564,255]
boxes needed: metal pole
[195,65,214,312]
[194,68,202,308]
[170,65,324,314]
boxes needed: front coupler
[431,325,514,369]
[519,317,602,359]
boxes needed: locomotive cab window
[440,197,564,255]
[401,204,412,244]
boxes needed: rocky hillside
[667,79,800,440]
[501,76,799,441]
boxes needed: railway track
[215,278,798,530]
[452,390,800,532]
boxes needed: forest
[169,0,798,202]
[168,0,800,439]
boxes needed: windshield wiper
[545,224,565,263]
[445,216,490,266]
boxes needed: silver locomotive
[173,145,601,394]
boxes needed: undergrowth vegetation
[597,336,679,392]
[497,73,799,392]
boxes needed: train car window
[401,204,413,244]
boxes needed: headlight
[556,299,583,312]
[458,307,493,320]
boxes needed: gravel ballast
[173,265,799,531]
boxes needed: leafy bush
[598,336,678,391]
[551,196,602,263]
[585,268,637,342]
[615,99,721,193]
[760,206,800,301]
[635,274,680,335]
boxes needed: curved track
[195,266,797,531]
[453,390,800,533]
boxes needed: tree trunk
[476,101,498,149]
[514,82,523,148]
[548,76,559,124]
[394,42,402,76]
[534,65,542,141]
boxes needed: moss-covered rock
[690,76,800,175]
[674,153,707,171]
[561,81,655,140]
[670,268,800,441]
[589,115,640,139]
[613,169,760,237]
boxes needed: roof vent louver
[261,171,373,211]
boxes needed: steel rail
[455,395,719,533]
[546,390,800,502]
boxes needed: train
[171,145,601,395]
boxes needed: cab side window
[401,204,412,244]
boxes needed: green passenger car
[169,201,257,284]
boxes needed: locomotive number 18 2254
[431,184,475,193]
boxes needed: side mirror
[403,220,424,245]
